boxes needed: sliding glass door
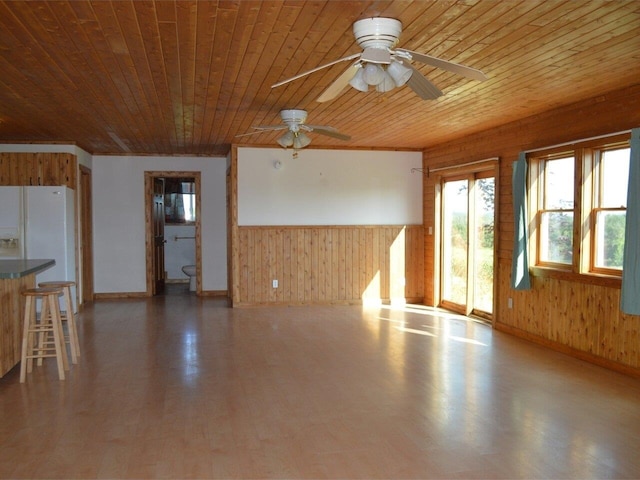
[441,172,495,319]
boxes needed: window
[536,155,575,266]
[529,135,630,279]
[164,179,196,224]
[590,147,629,273]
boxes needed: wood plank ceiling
[0,1,638,156]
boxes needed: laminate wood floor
[1,289,639,479]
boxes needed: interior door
[440,172,495,319]
[153,178,166,295]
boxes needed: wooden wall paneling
[258,228,267,303]
[338,228,345,301]
[317,228,326,302]
[360,228,370,300]
[0,152,77,188]
[309,227,317,302]
[242,227,251,304]
[0,153,16,185]
[251,225,259,303]
[238,228,248,303]
[375,228,383,300]
[296,229,305,304]
[273,228,281,303]
[282,228,291,304]
[18,153,35,185]
[363,228,372,299]
[344,228,353,302]
[41,153,56,185]
[235,226,425,306]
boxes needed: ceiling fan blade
[316,61,361,103]
[272,53,361,89]
[305,125,351,141]
[401,61,443,100]
[396,48,488,82]
[235,125,287,137]
[253,125,289,131]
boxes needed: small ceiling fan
[236,109,350,149]
[272,17,488,102]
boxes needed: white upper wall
[237,147,422,226]
[92,155,228,294]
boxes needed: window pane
[594,210,626,269]
[540,211,573,264]
[182,193,196,222]
[600,148,630,208]
[545,157,574,209]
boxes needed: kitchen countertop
[0,259,56,279]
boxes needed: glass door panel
[473,177,494,315]
[442,179,468,308]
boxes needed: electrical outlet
[507,297,513,309]
[272,279,278,288]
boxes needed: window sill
[531,266,621,288]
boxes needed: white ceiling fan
[236,109,350,149]
[272,17,488,102]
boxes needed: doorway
[144,171,201,296]
[440,171,495,320]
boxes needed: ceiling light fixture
[236,109,350,155]
[346,18,414,95]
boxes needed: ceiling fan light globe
[349,68,369,92]
[376,70,396,92]
[293,132,311,149]
[363,63,384,85]
[277,130,294,147]
[387,60,412,87]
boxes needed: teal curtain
[621,128,640,315]
[511,152,531,290]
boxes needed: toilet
[181,265,197,292]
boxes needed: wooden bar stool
[38,280,80,364]
[20,287,68,382]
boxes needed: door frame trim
[144,171,202,296]
[79,164,93,305]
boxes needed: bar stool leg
[20,296,34,383]
[47,294,66,379]
[36,296,49,367]
[61,286,80,363]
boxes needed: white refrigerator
[0,186,76,305]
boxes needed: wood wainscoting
[495,261,640,376]
[236,225,424,306]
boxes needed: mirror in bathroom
[164,178,196,225]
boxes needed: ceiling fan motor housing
[353,18,402,50]
[280,109,308,131]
